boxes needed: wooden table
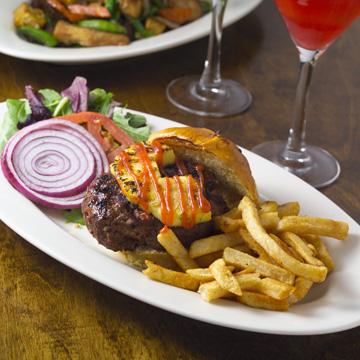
[1,1,359,359]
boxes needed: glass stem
[279,50,320,171]
[198,0,228,90]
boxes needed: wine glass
[166,0,252,117]
[252,0,360,188]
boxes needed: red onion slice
[1,119,109,209]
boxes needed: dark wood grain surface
[1,1,359,359]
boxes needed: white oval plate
[1,102,360,335]
[0,0,262,64]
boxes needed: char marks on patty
[81,161,228,252]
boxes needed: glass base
[251,140,340,189]
[166,75,252,117]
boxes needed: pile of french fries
[142,196,349,311]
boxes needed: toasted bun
[119,246,181,270]
[148,127,259,207]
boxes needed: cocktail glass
[252,0,360,188]
[166,0,252,117]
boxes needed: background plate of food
[0,0,263,64]
[1,92,360,335]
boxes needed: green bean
[152,0,165,9]
[125,16,154,38]
[105,0,119,17]
[147,6,159,18]
[17,27,57,47]
[76,20,127,34]
[200,1,212,13]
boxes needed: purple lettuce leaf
[17,86,52,129]
[60,76,89,113]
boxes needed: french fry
[239,228,277,264]
[143,260,199,291]
[239,197,328,283]
[232,243,254,255]
[258,278,294,300]
[157,228,198,271]
[194,250,224,268]
[223,247,295,285]
[209,259,242,296]
[218,206,242,219]
[237,291,290,311]
[234,272,293,300]
[214,217,244,233]
[259,212,280,232]
[186,266,235,282]
[213,207,243,232]
[188,232,244,259]
[287,277,313,305]
[198,279,234,302]
[214,212,279,233]
[279,232,325,267]
[269,233,303,262]
[140,192,348,312]
[198,272,261,302]
[277,216,349,240]
[302,234,335,272]
[194,245,252,269]
[277,202,300,218]
[198,270,293,303]
[258,201,278,214]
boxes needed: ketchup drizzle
[151,139,164,167]
[115,141,211,228]
[134,142,168,225]
[175,157,188,175]
[117,150,149,212]
[195,165,211,213]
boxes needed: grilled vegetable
[119,0,142,18]
[13,0,209,48]
[76,19,127,34]
[14,3,46,29]
[53,20,130,47]
[111,142,212,227]
[17,26,58,47]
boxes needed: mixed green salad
[0,76,150,153]
[0,76,151,223]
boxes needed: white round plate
[0,0,263,64]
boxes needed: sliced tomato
[55,111,134,163]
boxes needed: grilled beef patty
[82,161,228,252]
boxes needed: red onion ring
[1,119,109,209]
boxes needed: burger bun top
[148,127,259,207]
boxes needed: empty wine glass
[166,0,252,117]
[252,0,360,188]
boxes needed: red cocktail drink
[252,0,360,187]
[273,0,360,50]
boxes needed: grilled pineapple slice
[111,142,211,227]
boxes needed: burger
[81,127,259,268]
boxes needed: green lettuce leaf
[62,208,85,225]
[0,80,150,156]
[0,99,29,153]
[112,110,150,142]
[88,88,117,115]
[39,89,73,117]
